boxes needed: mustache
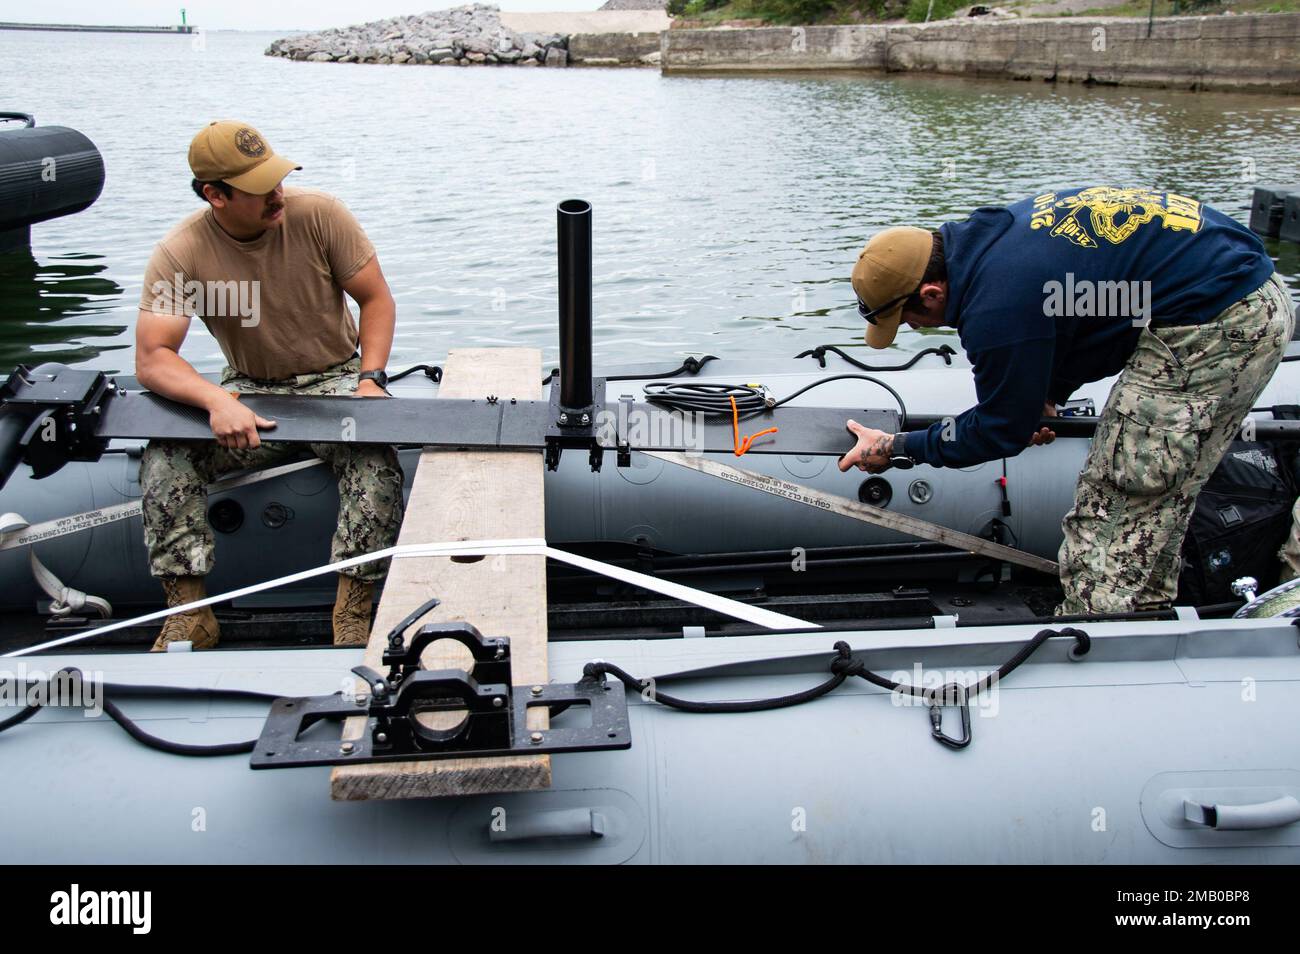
[263,202,284,217]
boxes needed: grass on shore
[671,0,1297,24]
[670,0,910,28]
[1045,0,1297,16]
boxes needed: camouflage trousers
[1278,499,1300,585]
[1058,273,1295,615]
[140,356,405,583]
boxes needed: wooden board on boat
[330,348,550,800]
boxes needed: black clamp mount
[545,375,607,474]
[251,597,631,769]
[0,365,116,480]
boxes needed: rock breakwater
[265,4,570,67]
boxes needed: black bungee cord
[585,628,1091,715]
[0,668,281,757]
[4,628,1092,756]
[794,343,957,372]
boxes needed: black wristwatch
[890,432,917,469]
[359,369,389,390]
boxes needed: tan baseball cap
[851,226,933,349]
[188,120,301,195]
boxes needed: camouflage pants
[1058,273,1295,615]
[1278,499,1300,585]
[141,356,405,583]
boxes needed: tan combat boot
[151,576,220,651]
[333,575,375,647]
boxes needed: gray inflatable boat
[2,199,1299,865]
[2,344,1299,864]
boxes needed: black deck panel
[97,391,511,447]
[97,390,901,456]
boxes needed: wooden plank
[331,348,550,800]
[649,451,1060,577]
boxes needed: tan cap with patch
[188,120,301,195]
[851,226,933,349]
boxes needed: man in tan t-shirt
[136,120,404,650]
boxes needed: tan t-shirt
[139,187,375,381]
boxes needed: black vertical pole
[557,198,593,416]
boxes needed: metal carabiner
[927,681,972,750]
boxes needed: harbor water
[1,27,1298,374]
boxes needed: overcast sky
[0,1,605,32]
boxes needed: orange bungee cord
[730,395,778,456]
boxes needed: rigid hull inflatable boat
[1,200,1299,864]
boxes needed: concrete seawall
[661,14,1300,93]
[569,31,662,65]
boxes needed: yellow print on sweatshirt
[1029,188,1202,249]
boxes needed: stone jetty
[265,4,570,67]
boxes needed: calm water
[2,28,1299,375]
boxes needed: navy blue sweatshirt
[900,187,1276,469]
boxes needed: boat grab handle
[1183,795,1300,831]
[488,808,606,844]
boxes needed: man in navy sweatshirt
[839,186,1292,614]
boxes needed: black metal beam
[95,382,901,457]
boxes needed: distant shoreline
[662,15,1300,94]
[0,21,195,35]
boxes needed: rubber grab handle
[1183,794,1300,830]
[488,807,606,843]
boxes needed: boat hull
[4,619,1299,864]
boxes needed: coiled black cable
[642,381,771,416]
[644,373,910,427]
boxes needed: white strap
[5,537,819,658]
[0,512,113,619]
[30,550,112,618]
[647,452,1061,577]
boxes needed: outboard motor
[0,114,105,253]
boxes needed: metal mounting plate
[250,677,631,769]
